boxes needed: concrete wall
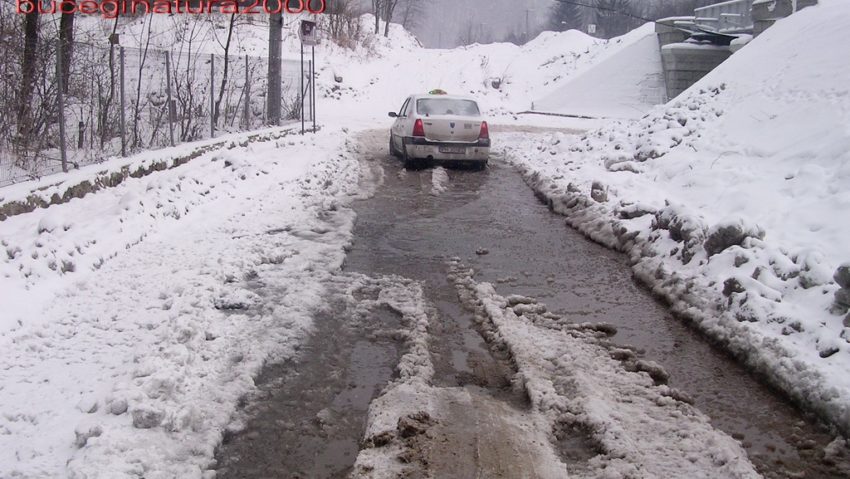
[661,44,732,100]
[655,21,691,49]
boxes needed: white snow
[534,24,667,119]
[0,125,362,477]
[2,0,849,475]
[429,167,449,196]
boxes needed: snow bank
[503,0,850,434]
[0,126,362,477]
[534,23,667,119]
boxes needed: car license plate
[439,146,465,154]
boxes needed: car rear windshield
[416,98,480,116]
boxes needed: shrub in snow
[106,398,128,415]
[704,219,765,257]
[131,405,165,429]
[834,289,850,315]
[75,396,99,414]
[652,204,707,264]
[74,422,103,448]
[37,213,61,234]
[835,264,850,289]
[590,181,608,203]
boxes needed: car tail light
[479,121,489,140]
[413,119,425,137]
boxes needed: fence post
[55,39,69,173]
[165,51,175,147]
[267,12,282,126]
[300,42,304,135]
[119,46,126,157]
[210,53,215,138]
[311,45,316,132]
[243,55,250,130]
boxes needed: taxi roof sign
[428,89,448,95]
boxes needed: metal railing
[694,0,754,34]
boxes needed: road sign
[300,20,320,46]
[588,24,597,34]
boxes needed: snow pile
[534,23,667,119]
[0,127,362,477]
[429,167,449,196]
[351,268,568,478]
[321,27,600,120]
[447,260,760,478]
[503,0,850,433]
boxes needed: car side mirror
[388,112,398,118]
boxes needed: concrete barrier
[661,43,733,99]
[655,19,692,48]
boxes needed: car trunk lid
[421,115,482,143]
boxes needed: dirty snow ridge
[446,259,760,478]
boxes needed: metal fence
[694,0,754,34]
[1,41,312,187]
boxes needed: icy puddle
[338,131,849,478]
[215,274,407,478]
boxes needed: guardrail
[694,0,753,34]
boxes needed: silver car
[388,93,490,170]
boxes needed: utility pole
[267,7,282,125]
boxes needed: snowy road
[214,130,849,478]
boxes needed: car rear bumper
[403,137,490,162]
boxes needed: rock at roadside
[704,219,765,257]
[833,288,850,315]
[590,181,608,203]
[74,422,103,448]
[397,411,433,439]
[834,264,850,289]
[132,405,165,429]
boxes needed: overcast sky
[400,0,711,48]
[411,0,556,48]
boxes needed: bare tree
[323,0,365,47]
[383,0,401,37]
[213,13,236,127]
[131,15,154,148]
[400,0,425,30]
[549,0,583,32]
[17,7,40,146]
[58,0,74,93]
[99,16,120,148]
[372,0,383,34]
[594,0,639,38]
[268,5,282,124]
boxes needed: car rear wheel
[402,145,419,170]
[389,134,401,158]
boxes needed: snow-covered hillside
[534,23,667,119]
[505,0,850,433]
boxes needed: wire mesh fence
[0,40,312,188]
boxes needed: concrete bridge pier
[660,43,732,100]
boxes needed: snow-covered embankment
[0,127,362,477]
[504,0,850,434]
